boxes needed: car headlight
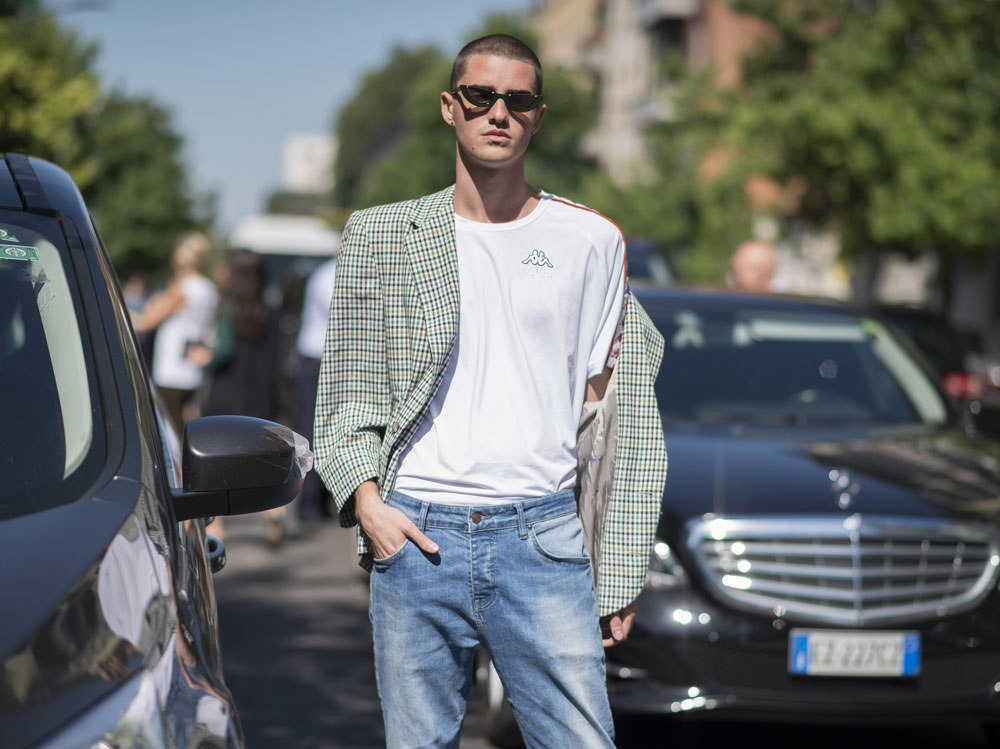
[646,538,690,590]
[41,670,167,749]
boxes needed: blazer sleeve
[595,294,668,616]
[313,213,391,526]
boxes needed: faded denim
[369,489,615,749]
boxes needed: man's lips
[483,129,510,141]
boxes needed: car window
[625,239,673,286]
[648,302,949,428]
[0,215,105,517]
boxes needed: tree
[81,92,208,277]
[724,0,1000,260]
[0,9,99,187]
[579,59,754,282]
[1,6,205,276]
[352,55,456,209]
[332,45,447,208]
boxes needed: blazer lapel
[404,185,458,363]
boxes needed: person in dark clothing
[189,248,286,544]
[194,249,279,420]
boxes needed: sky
[59,0,536,232]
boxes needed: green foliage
[0,7,205,277]
[354,57,455,208]
[0,0,39,19]
[466,11,539,49]
[726,0,1000,258]
[0,11,99,186]
[333,45,447,208]
[81,92,205,277]
[579,62,754,283]
[525,64,599,198]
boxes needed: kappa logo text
[521,249,554,268]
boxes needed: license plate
[788,629,920,677]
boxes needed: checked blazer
[313,185,668,616]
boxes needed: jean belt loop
[515,502,528,540]
[417,502,430,533]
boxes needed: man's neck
[453,154,539,224]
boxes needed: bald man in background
[728,240,777,292]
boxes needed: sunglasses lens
[457,86,540,111]
[464,86,497,106]
[507,93,538,111]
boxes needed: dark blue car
[0,155,310,749]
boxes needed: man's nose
[488,97,510,123]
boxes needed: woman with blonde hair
[132,232,219,429]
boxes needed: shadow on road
[214,516,384,748]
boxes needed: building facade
[534,0,766,180]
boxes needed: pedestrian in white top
[295,256,338,522]
[132,232,219,428]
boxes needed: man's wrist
[354,480,383,524]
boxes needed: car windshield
[647,298,949,429]
[0,215,104,516]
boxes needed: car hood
[660,424,1000,528]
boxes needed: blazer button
[471,512,483,524]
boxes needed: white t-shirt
[152,274,219,390]
[394,194,626,505]
[297,257,337,360]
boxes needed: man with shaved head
[314,33,667,748]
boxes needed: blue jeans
[369,490,615,749]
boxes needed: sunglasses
[450,84,544,112]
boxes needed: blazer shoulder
[348,198,419,231]
[348,185,455,231]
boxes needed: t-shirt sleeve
[587,232,627,378]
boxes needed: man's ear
[441,92,456,127]
[530,103,546,135]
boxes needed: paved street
[213,511,494,749]
[214,511,994,749]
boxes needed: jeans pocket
[372,539,412,568]
[528,513,592,564]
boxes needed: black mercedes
[607,286,1000,739]
[0,154,310,748]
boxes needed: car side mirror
[172,415,313,521]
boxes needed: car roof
[632,284,861,316]
[1,154,95,235]
[0,156,21,210]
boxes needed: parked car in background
[0,155,312,749]
[624,237,674,287]
[876,304,1000,440]
[601,288,1000,741]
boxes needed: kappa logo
[521,249,554,268]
